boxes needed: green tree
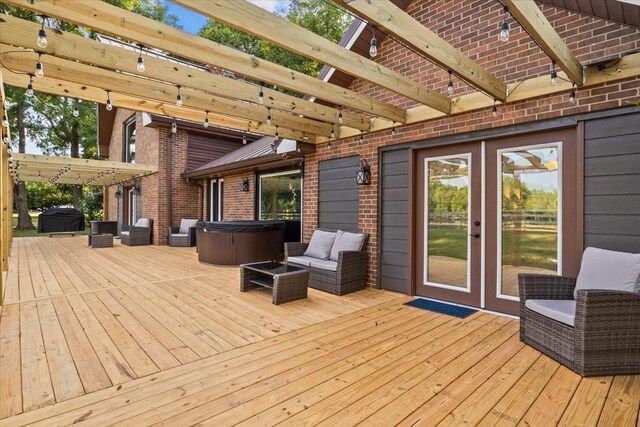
[25,182,73,211]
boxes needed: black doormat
[404,298,478,318]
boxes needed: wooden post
[103,185,109,220]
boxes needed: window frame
[257,169,302,221]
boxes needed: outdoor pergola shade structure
[1,0,640,144]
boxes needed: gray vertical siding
[584,113,640,253]
[379,149,410,293]
[318,156,359,232]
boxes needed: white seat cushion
[329,230,366,261]
[287,256,317,267]
[303,230,337,260]
[120,231,129,236]
[134,218,151,228]
[171,233,188,237]
[525,299,576,327]
[179,219,198,234]
[310,260,338,272]
[574,247,640,299]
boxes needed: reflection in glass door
[424,155,471,290]
[497,144,561,299]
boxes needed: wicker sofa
[121,218,153,246]
[168,218,199,247]
[519,247,640,376]
[285,229,368,295]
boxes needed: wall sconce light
[242,177,250,192]
[114,188,123,199]
[356,159,371,185]
[132,185,141,196]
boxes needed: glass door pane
[424,155,471,289]
[498,145,560,298]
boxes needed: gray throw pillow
[330,230,366,261]
[574,247,640,299]
[304,230,337,260]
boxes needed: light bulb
[203,118,209,128]
[37,28,47,49]
[26,81,34,97]
[569,90,576,104]
[72,106,79,118]
[492,105,497,117]
[2,115,8,128]
[176,94,182,108]
[242,133,247,145]
[551,70,558,86]
[338,110,343,124]
[391,126,396,136]
[171,122,177,134]
[137,56,145,73]
[3,135,9,144]
[275,126,279,139]
[499,20,509,42]
[106,93,113,111]
[369,37,378,57]
[35,60,44,78]
[266,108,272,126]
[258,88,264,104]
[330,126,335,139]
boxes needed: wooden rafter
[0,46,331,138]
[0,72,311,141]
[0,14,369,132]
[502,0,584,85]
[340,0,507,101]
[1,0,407,123]
[172,0,451,114]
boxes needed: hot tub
[197,221,286,266]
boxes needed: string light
[338,106,343,124]
[499,6,510,43]
[203,111,209,128]
[37,18,47,49]
[569,83,576,104]
[105,90,113,111]
[330,124,335,139]
[242,132,247,145]
[258,83,264,104]
[492,99,498,117]
[175,85,182,107]
[72,99,79,118]
[2,112,8,128]
[359,132,364,144]
[369,26,378,57]
[391,123,397,136]
[275,125,279,139]
[266,107,272,126]
[35,54,44,78]
[137,45,145,73]
[550,60,558,86]
[3,134,9,144]
[447,70,454,96]
[171,119,177,134]
[26,75,34,97]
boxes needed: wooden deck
[1,237,638,426]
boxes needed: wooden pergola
[0,0,638,144]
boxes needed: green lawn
[12,213,89,238]
[428,226,557,270]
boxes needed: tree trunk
[14,102,35,230]
[70,118,82,210]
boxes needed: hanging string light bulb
[499,6,510,43]
[2,112,8,128]
[175,85,183,107]
[447,71,454,96]
[275,125,279,139]
[359,132,364,144]
[369,26,378,57]
[136,45,145,73]
[391,123,397,136]
[338,106,343,124]
[35,54,44,78]
[203,111,209,128]
[258,83,264,104]
[550,60,558,86]
[26,75,34,97]
[569,83,576,104]
[330,124,335,139]
[37,18,47,49]
[492,99,498,117]
[242,132,247,145]
[266,107,272,126]
[72,99,80,118]
[105,90,113,111]
[171,119,177,134]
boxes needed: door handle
[469,233,480,238]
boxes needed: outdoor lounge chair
[121,218,153,246]
[519,247,640,376]
[285,229,368,295]
[168,218,199,247]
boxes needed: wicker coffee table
[88,233,113,248]
[240,261,309,305]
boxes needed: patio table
[240,261,309,305]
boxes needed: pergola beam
[2,0,407,123]
[0,72,310,141]
[0,46,329,139]
[0,14,368,131]
[502,0,584,85]
[339,0,507,101]
[172,0,451,114]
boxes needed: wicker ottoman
[240,261,309,305]
[89,233,113,248]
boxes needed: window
[209,179,224,221]
[258,170,302,220]
[124,117,136,163]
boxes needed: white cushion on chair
[310,260,338,272]
[179,219,198,234]
[525,299,576,326]
[171,233,188,238]
[287,256,317,267]
[574,247,640,299]
[120,231,129,236]
[135,218,150,228]
[329,230,366,261]
[303,230,337,260]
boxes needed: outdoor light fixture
[35,54,44,78]
[26,75,34,97]
[356,159,371,185]
[105,90,113,111]
[114,188,123,199]
[132,185,141,196]
[258,84,264,104]
[37,19,47,49]
[171,120,177,134]
[176,86,183,107]
[550,60,558,86]
[266,107,272,126]
[569,83,576,104]
[499,6,510,43]
[203,111,209,128]
[447,71,454,96]
[241,177,250,192]
[72,99,79,118]
[492,99,498,117]
[338,106,343,124]
[369,26,378,57]
[137,46,145,73]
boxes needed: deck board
[1,236,638,426]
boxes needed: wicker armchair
[519,273,640,376]
[285,236,368,296]
[168,218,199,247]
[121,218,153,246]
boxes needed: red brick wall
[302,0,640,288]
[222,173,255,220]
